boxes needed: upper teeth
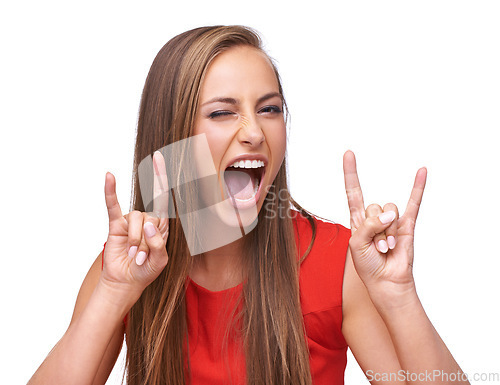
[229,160,265,169]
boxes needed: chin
[179,179,260,255]
[212,198,260,231]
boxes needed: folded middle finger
[366,203,388,253]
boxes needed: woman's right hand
[100,151,170,302]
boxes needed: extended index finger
[343,150,365,221]
[153,150,169,219]
[105,172,123,223]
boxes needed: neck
[189,237,245,291]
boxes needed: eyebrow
[200,92,283,107]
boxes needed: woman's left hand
[343,150,427,297]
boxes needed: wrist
[366,281,420,314]
[94,278,142,317]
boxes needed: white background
[1,1,499,384]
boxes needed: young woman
[28,25,469,385]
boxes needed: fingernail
[387,236,396,249]
[128,245,138,258]
[136,251,147,266]
[378,240,389,253]
[144,222,156,238]
[379,211,396,224]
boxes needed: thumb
[141,221,169,272]
[350,211,396,249]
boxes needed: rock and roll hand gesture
[101,151,170,299]
[343,150,427,296]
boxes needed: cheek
[193,122,230,166]
[268,123,287,168]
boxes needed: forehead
[200,46,280,99]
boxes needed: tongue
[224,169,255,200]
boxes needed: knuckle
[128,210,141,217]
[159,218,169,229]
[144,212,160,226]
[346,187,362,200]
[383,202,399,213]
[158,223,168,236]
[125,210,142,223]
[148,235,166,251]
[349,207,363,217]
[365,203,383,216]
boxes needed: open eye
[259,105,283,114]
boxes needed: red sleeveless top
[102,213,350,384]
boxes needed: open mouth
[223,159,266,207]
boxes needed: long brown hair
[127,25,317,385]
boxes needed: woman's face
[193,45,286,228]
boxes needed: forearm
[370,286,469,385]
[28,282,132,385]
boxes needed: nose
[237,115,265,147]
